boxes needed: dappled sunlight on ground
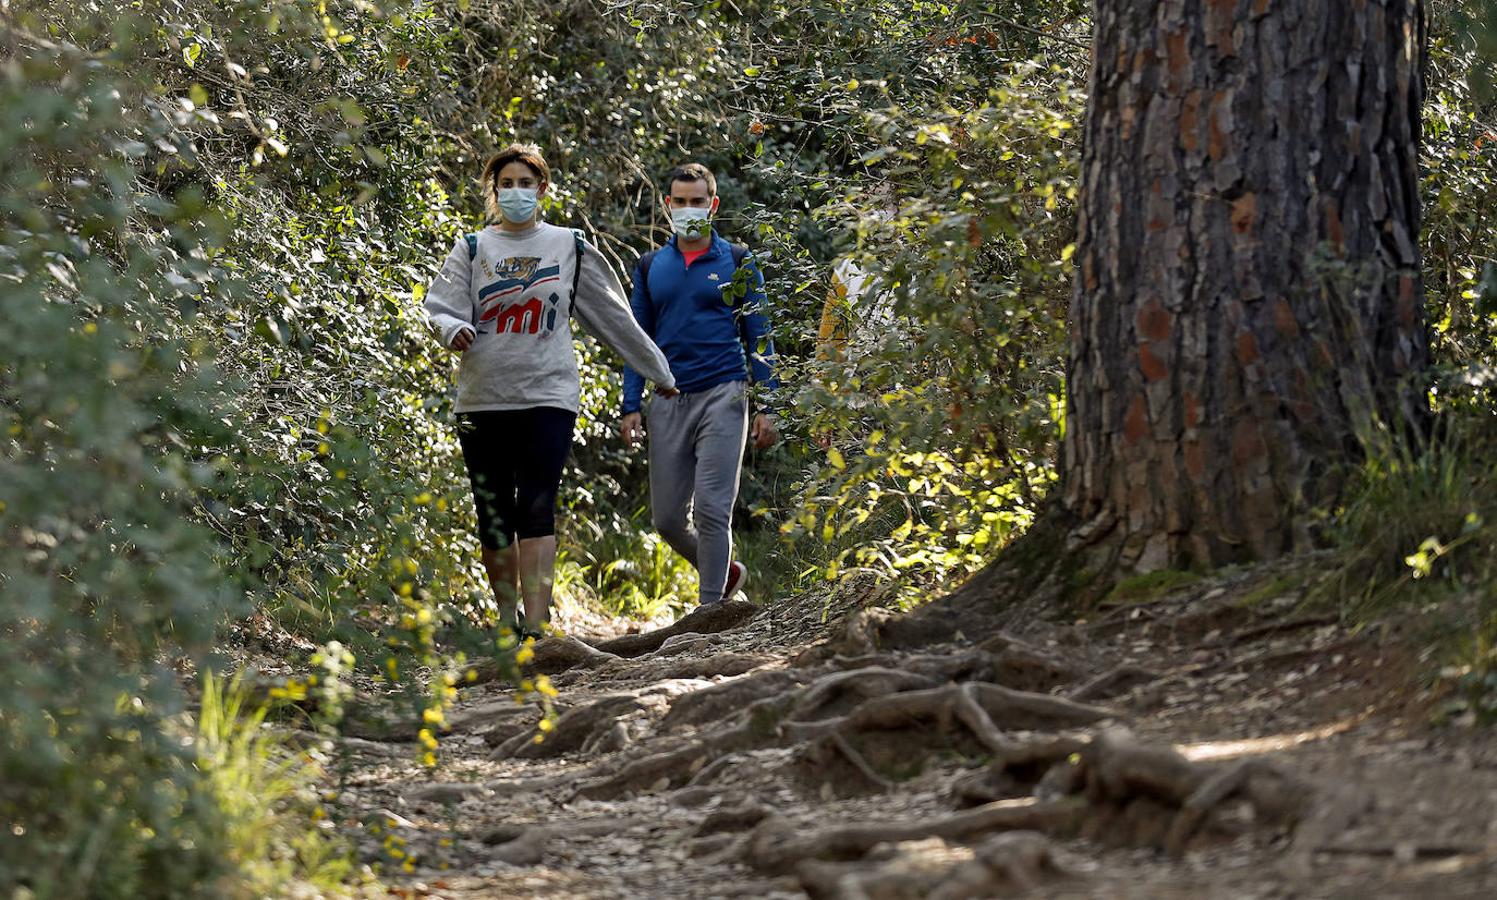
[1176,715,1364,762]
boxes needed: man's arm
[738,254,780,449]
[738,254,779,396]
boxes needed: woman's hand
[655,386,680,398]
[450,327,476,351]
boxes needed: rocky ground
[319,563,1497,898]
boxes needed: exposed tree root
[662,669,810,732]
[696,797,775,835]
[743,798,1087,872]
[446,697,534,733]
[569,671,1118,802]
[591,600,758,658]
[820,643,1083,693]
[570,723,766,801]
[480,718,537,749]
[283,728,407,758]
[796,832,1086,900]
[464,633,622,685]
[426,585,1348,887]
[951,733,1093,806]
[713,720,1330,885]
[822,730,897,791]
[651,633,719,657]
[685,750,744,788]
[783,682,1117,747]
[481,766,608,797]
[1083,603,1163,637]
[404,781,491,804]
[785,682,1105,793]
[1068,664,1163,702]
[789,668,941,722]
[813,607,963,660]
[1279,782,1373,877]
[478,818,630,865]
[492,679,711,760]
[1070,727,1317,854]
[989,644,1087,693]
[1219,613,1340,646]
[656,652,777,680]
[375,541,1383,897]
[490,693,650,760]
[581,720,632,755]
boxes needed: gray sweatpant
[646,379,749,604]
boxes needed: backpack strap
[569,228,586,300]
[465,233,478,260]
[636,248,662,307]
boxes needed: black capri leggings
[455,406,576,550]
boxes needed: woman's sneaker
[722,560,748,601]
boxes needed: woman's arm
[424,238,475,348]
[572,243,676,390]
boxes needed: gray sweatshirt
[425,222,676,413]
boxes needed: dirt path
[330,567,1497,898]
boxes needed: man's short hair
[481,143,550,222]
[665,163,717,197]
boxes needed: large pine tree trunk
[1062,0,1431,572]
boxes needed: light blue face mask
[497,187,539,224]
[670,206,712,239]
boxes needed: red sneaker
[722,560,748,601]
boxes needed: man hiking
[620,163,779,607]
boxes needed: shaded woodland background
[1,0,1495,894]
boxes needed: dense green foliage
[2,0,1494,893]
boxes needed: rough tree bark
[1063,0,1431,572]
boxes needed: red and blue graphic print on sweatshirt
[621,232,779,414]
[478,255,564,335]
[423,223,675,415]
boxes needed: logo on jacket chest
[477,255,564,335]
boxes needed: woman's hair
[480,143,550,221]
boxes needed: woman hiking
[425,143,677,641]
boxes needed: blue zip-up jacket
[621,232,779,415]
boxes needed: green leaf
[255,316,286,345]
